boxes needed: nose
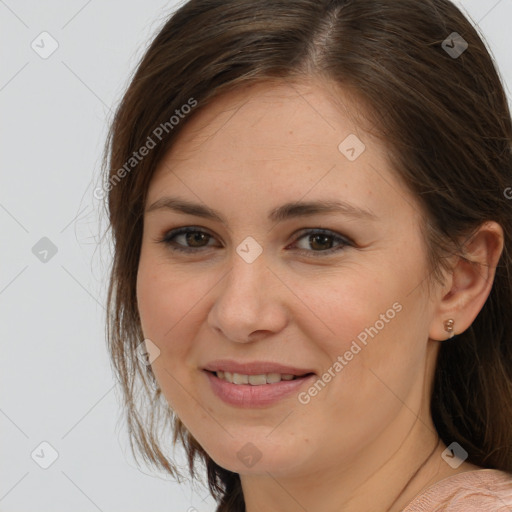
[207,253,289,344]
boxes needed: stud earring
[444,319,455,339]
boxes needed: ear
[429,221,504,341]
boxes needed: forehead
[157,79,373,167]
[147,79,421,228]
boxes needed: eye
[289,229,351,256]
[157,227,352,256]
[157,227,217,253]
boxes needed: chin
[201,438,309,476]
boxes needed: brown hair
[102,0,512,510]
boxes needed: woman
[101,0,512,510]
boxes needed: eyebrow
[145,196,378,223]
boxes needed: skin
[136,79,503,512]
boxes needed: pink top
[403,469,512,511]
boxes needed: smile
[213,370,302,385]
[204,370,316,407]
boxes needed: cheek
[137,242,183,332]
[136,251,188,359]
[288,271,429,456]
[136,250,211,369]
[136,258,169,341]
[292,266,396,355]
[136,252,202,412]
[295,260,429,399]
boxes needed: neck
[240,407,471,512]
[240,341,477,512]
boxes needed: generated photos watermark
[94,97,198,200]
[298,301,403,404]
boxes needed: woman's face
[137,79,442,477]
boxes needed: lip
[202,359,316,376]
[203,371,316,407]
[202,360,317,408]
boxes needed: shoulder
[402,468,512,512]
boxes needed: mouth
[203,368,318,407]
[204,369,315,385]
[201,360,317,406]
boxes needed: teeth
[233,373,249,384]
[249,374,267,385]
[265,373,282,383]
[215,371,298,385]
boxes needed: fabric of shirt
[402,468,512,511]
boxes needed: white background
[1,1,511,511]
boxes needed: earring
[444,319,455,339]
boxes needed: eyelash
[156,227,352,257]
